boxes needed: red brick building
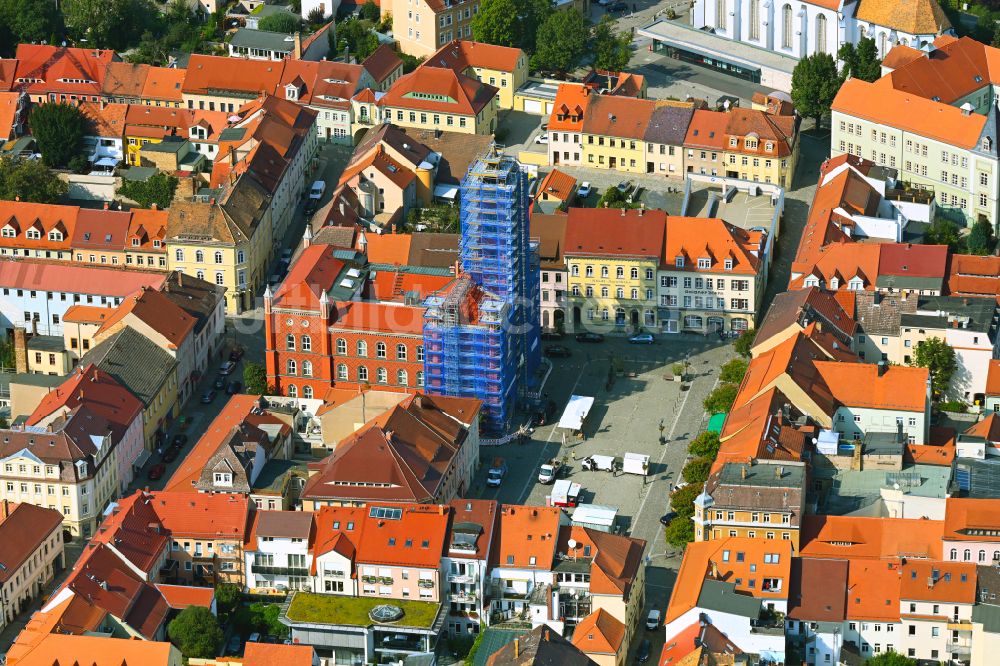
[263,237,453,398]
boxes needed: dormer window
[25,229,41,240]
[830,277,840,289]
[285,83,299,101]
[983,137,993,152]
[765,141,774,152]
[675,255,685,267]
[1,226,15,238]
[213,472,233,486]
[131,238,140,246]
[724,258,733,270]
[697,257,711,269]
[729,137,738,147]
[745,138,758,149]
[848,277,864,290]
[48,230,62,241]
[804,276,820,288]
[153,240,161,248]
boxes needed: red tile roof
[0,259,165,295]
[899,560,976,603]
[800,515,944,560]
[0,502,63,584]
[877,242,949,279]
[846,558,902,621]
[563,208,665,258]
[0,200,79,252]
[13,45,116,97]
[154,584,215,610]
[331,301,426,335]
[494,504,562,570]
[535,169,577,202]
[663,216,762,275]
[362,44,404,84]
[0,91,23,140]
[243,642,316,666]
[572,608,625,655]
[943,497,1000,543]
[183,54,285,97]
[144,491,251,540]
[378,67,498,116]
[356,504,450,568]
[581,94,654,140]
[96,286,196,349]
[425,40,524,74]
[684,109,728,149]
[547,83,591,133]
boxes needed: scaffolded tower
[422,146,541,435]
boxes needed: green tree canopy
[863,652,916,666]
[791,52,842,128]
[688,431,721,459]
[30,103,90,169]
[117,173,178,210]
[663,514,694,547]
[682,456,712,485]
[670,483,702,517]
[719,357,748,384]
[63,0,158,50]
[360,0,380,21]
[0,0,64,57]
[733,328,755,357]
[337,18,379,60]
[472,0,551,52]
[0,156,68,203]
[704,383,739,414]
[855,37,882,82]
[259,11,301,33]
[168,606,223,659]
[593,16,631,72]
[913,336,956,398]
[243,362,269,395]
[967,216,996,255]
[214,583,242,615]
[532,9,590,74]
[924,216,963,251]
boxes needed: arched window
[215,272,224,286]
[964,549,971,561]
[175,249,184,262]
[196,270,205,280]
[214,251,223,264]
[616,287,624,299]
[336,338,347,354]
[879,32,887,56]
[237,250,245,264]
[302,361,312,377]
[749,0,759,40]
[601,266,609,278]
[416,346,424,362]
[357,340,367,357]
[782,4,792,49]
[630,267,639,279]
[815,14,827,54]
[376,342,386,358]
[358,366,369,382]
[416,371,424,386]
[337,364,348,380]
[301,335,311,352]
[616,266,624,279]
[286,359,297,375]
[950,548,958,560]
[303,385,313,399]
[571,264,579,276]
[286,334,295,351]
[715,0,726,28]
[980,550,987,562]
[195,250,204,263]
[377,367,387,383]
[396,344,407,360]
[287,384,297,397]
[397,369,408,385]
[601,286,609,298]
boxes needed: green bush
[688,431,720,459]
[117,173,178,209]
[703,383,739,414]
[719,358,748,384]
[937,400,968,413]
[168,606,223,658]
[733,328,755,357]
[682,456,712,485]
[233,602,288,638]
[663,515,693,547]
[670,483,702,517]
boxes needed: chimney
[514,639,519,658]
[293,32,302,60]
[151,203,158,210]
[0,499,9,519]
[103,202,109,210]
[177,271,184,288]
[741,465,747,480]
[775,465,783,479]
[209,197,216,205]
[13,326,28,374]
[878,360,887,377]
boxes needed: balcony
[948,620,973,631]
[447,573,475,584]
[251,564,309,576]
[418,579,435,589]
[449,590,478,604]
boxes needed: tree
[243,362,270,395]
[360,0,380,21]
[337,18,379,60]
[682,456,712,485]
[593,16,630,72]
[532,9,590,74]
[733,328,755,357]
[234,602,289,637]
[670,483,702,517]
[913,337,956,398]
[0,156,68,203]
[399,53,425,73]
[259,11,301,33]
[863,652,916,666]
[924,216,963,251]
[596,186,639,210]
[307,6,326,23]
[0,0,64,57]
[967,216,996,255]
[30,103,90,169]
[703,383,739,414]
[215,583,241,616]
[663,515,694,547]
[63,0,158,50]
[471,0,521,49]
[791,52,842,129]
[855,37,882,82]
[719,358,748,384]
[837,42,858,79]
[168,606,223,659]
[117,173,178,209]
[688,431,721,459]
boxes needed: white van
[309,180,326,200]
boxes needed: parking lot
[468,331,735,661]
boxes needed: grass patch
[285,593,441,628]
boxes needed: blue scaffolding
[422,146,541,435]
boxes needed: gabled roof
[143,491,251,540]
[786,557,848,622]
[753,287,856,350]
[96,286,196,350]
[535,168,576,202]
[557,526,645,598]
[494,504,563,570]
[813,360,928,412]
[0,502,63,584]
[7,634,179,666]
[486,624,595,666]
[183,54,284,97]
[846,558,902,621]
[725,107,796,157]
[425,40,524,74]
[72,208,130,251]
[91,493,172,575]
[563,208,665,258]
[244,643,317,666]
[571,608,625,655]
[378,66,498,116]
[855,0,950,33]
[80,327,176,408]
[13,45,116,96]
[547,83,591,133]
[78,101,128,138]
[663,216,762,275]
[684,109,728,149]
[142,66,185,102]
[644,102,695,145]
[899,560,976,603]
[154,584,215,610]
[943,497,1000,542]
[581,94,655,140]
[800,514,944,560]
[362,44,404,84]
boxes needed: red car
[147,463,166,480]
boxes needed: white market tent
[558,395,594,431]
[571,504,618,532]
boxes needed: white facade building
[245,511,314,593]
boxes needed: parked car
[229,346,245,362]
[281,248,293,261]
[576,332,604,343]
[540,331,564,341]
[248,633,261,644]
[636,639,652,663]
[161,447,180,463]
[308,181,326,200]
[213,375,226,390]
[608,1,628,12]
[530,399,558,427]
[628,332,655,345]
[486,457,507,487]
[226,635,242,655]
[200,390,216,404]
[645,610,661,630]
[544,345,572,358]
[147,463,166,480]
[659,511,678,526]
[227,380,242,395]
[219,361,236,375]
[171,434,188,448]
[535,132,549,144]
[577,181,592,198]
[616,179,633,193]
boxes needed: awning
[558,395,594,431]
[707,413,726,433]
[94,157,118,167]
[433,184,459,200]
[133,448,152,469]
